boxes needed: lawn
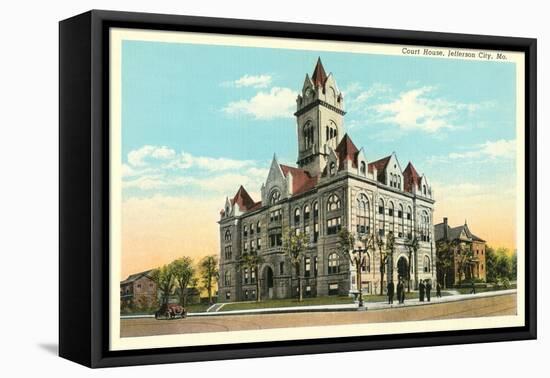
[455,284,516,295]
[219,295,354,312]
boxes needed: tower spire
[311,57,328,88]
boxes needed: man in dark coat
[419,280,425,302]
[436,282,442,298]
[426,280,432,302]
[470,279,476,294]
[387,281,395,304]
[397,280,404,304]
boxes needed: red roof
[280,164,318,196]
[311,57,328,89]
[335,133,359,169]
[368,155,391,180]
[232,185,256,211]
[403,162,422,193]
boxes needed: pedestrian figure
[396,280,403,304]
[419,280,425,302]
[387,281,395,304]
[426,280,432,302]
[436,282,442,298]
[470,280,476,294]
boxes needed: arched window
[327,194,341,211]
[397,175,402,190]
[398,204,404,237]
[388,202,395,234]
[304,205,310,223]
[329,162,336,176]
[378,198,385,236]
[257,220,261,233]
[423,185,427,195]
[360,161,366,175]
[420,210,430,242]
[423,255,431,273]
[270,189,281,204]
[294,208,301,224]
[224,270,231,286]
[328,253,339,274]
[313,201,319,242]
[303,121,314,149]
[406,206,413,239]
[243,225,248,238]
[224,229,232,241]
[356,193,370,235]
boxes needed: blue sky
[119,38,518,253]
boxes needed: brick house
[120,270,158,309]
[434,217,486,286]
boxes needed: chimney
[443,217,448,239]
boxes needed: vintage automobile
[155,303,187,320]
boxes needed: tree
[436,239,454,289]
[237,251,264,302]
[485,246,498,283]
[282,228,310,302]
[511,251,517,281]
[385,231,396,285]
[199,255,219,304]
[405,236,419,292]
[151,264,175,305]
[338,228,375,307]
[455,242,474,285]
[171,257,195,306]
[376,234,388,295]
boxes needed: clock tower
[295,58,346,177]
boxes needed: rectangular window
[398,210,403,218]
[251,269,256,283]
[388,208,394,217]
[378,206,384,215]
[314,256,318,277]
[327,217,342,235]
[244,268,249,284]
[328,283,339,296]
[314,222,319,242]
[304,257,311,278]
[407,213,412,220]
[257,238,261,250]
[269,233,283,247]
[279,261,284,275]
[224,246,232,259]
[270,209,282,223]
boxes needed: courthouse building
[218,59,436,302]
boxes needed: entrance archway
[397,256,409,281]
[263,266,274,299]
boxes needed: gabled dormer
[261,155,289,206]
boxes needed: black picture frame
[59,9,537,368]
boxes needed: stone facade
[218,59,437,303]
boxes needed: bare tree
[237,251,264,302]
[282,228,309,302]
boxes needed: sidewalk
[120,289,516,319]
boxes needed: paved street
[120,293,516,337]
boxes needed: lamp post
[352,245,366,309]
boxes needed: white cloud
[169,152,256,172]
[223,87,297,120]
[122,145,269,198]
[233,74,272,88]
[372,86,479,133]
[448,139,516,160]
[127,145,176,167]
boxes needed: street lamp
[352,245,367,309]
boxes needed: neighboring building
[218,59,436,303]
[120,270,157,309]
[434,217,486,286]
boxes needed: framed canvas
[59,10,537,368]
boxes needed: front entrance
[263,266,274,299]
[397,256,409,281]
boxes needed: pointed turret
[403,162,421,193]
[335,133,359,170]
[311,57,328,88]
[232,185,255,212]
